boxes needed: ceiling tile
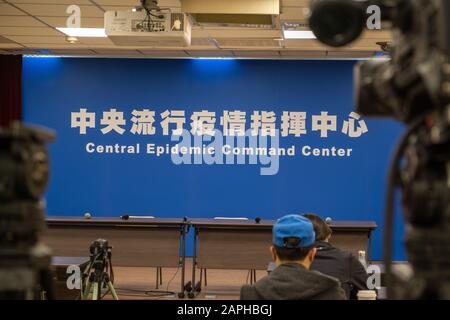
[100,5,136,11]
[0,3,26,15]
[0,34,15,43]
[15,4,103,18]
[5,35,68,44]
[280,0,311,7]
[99,1,180,11]
[6,0,91,4]
[0,26,61,36]
[360,30,391,40]
[187,50,234,57]
[0,42,23,48]
[95,0,181,7]
[281,0,309,8]
[218,38,282,49]
[138,49,189,57]
[280,50,326,58]
[92,48,142,56]
[233,50,280,57]
[0,15,45,27]
[279,7,308,20]
[208,28,282,39]
[93,0,141,6]
[190,37,214,47]
[22,44,99,49]
[79,37,114,45]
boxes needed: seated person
[304,213,369,299]
[240,214,346,300]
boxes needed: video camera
[88,239,113,278]
[309,0,450,299]
[0,123,55,299]
[82,239,118,300]
[90,239,111,258]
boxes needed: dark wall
[0,55,22,127]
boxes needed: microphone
[84,212,92,219]
[120,215,155,220]
[255,217,261,224]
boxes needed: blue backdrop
[23,57,406,260]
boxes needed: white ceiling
[0,0,391,58]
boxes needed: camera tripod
[81,247,118,300]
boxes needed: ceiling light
[283,30,317,40]
[57,28,107,38]
[66,36,79,44]
[132,6,144,12]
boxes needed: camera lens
[354,60,396,118]
[309,0,366,47]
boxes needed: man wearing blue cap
[240,215,346,300]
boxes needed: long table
[44,217,377,297]
[190,219,377,287]
[44,217,188,296]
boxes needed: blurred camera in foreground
[0,123,55,299]
[309,0,450,299]
[310,0,449,122]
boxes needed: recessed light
[66,36,79,44]
[57,27,107,38]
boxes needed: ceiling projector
[104,8,192,47]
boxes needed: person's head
[303,213,332,242]
[271,215,317,268]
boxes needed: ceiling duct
[0,36,15,44]
[181,0,279,28]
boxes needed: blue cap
[273,215,316,248]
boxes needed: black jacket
[311,241,369,299]
[240,263,346,300]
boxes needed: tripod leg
[107,281,119,300]
[92,282,99,300]
[82,280,92,300]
